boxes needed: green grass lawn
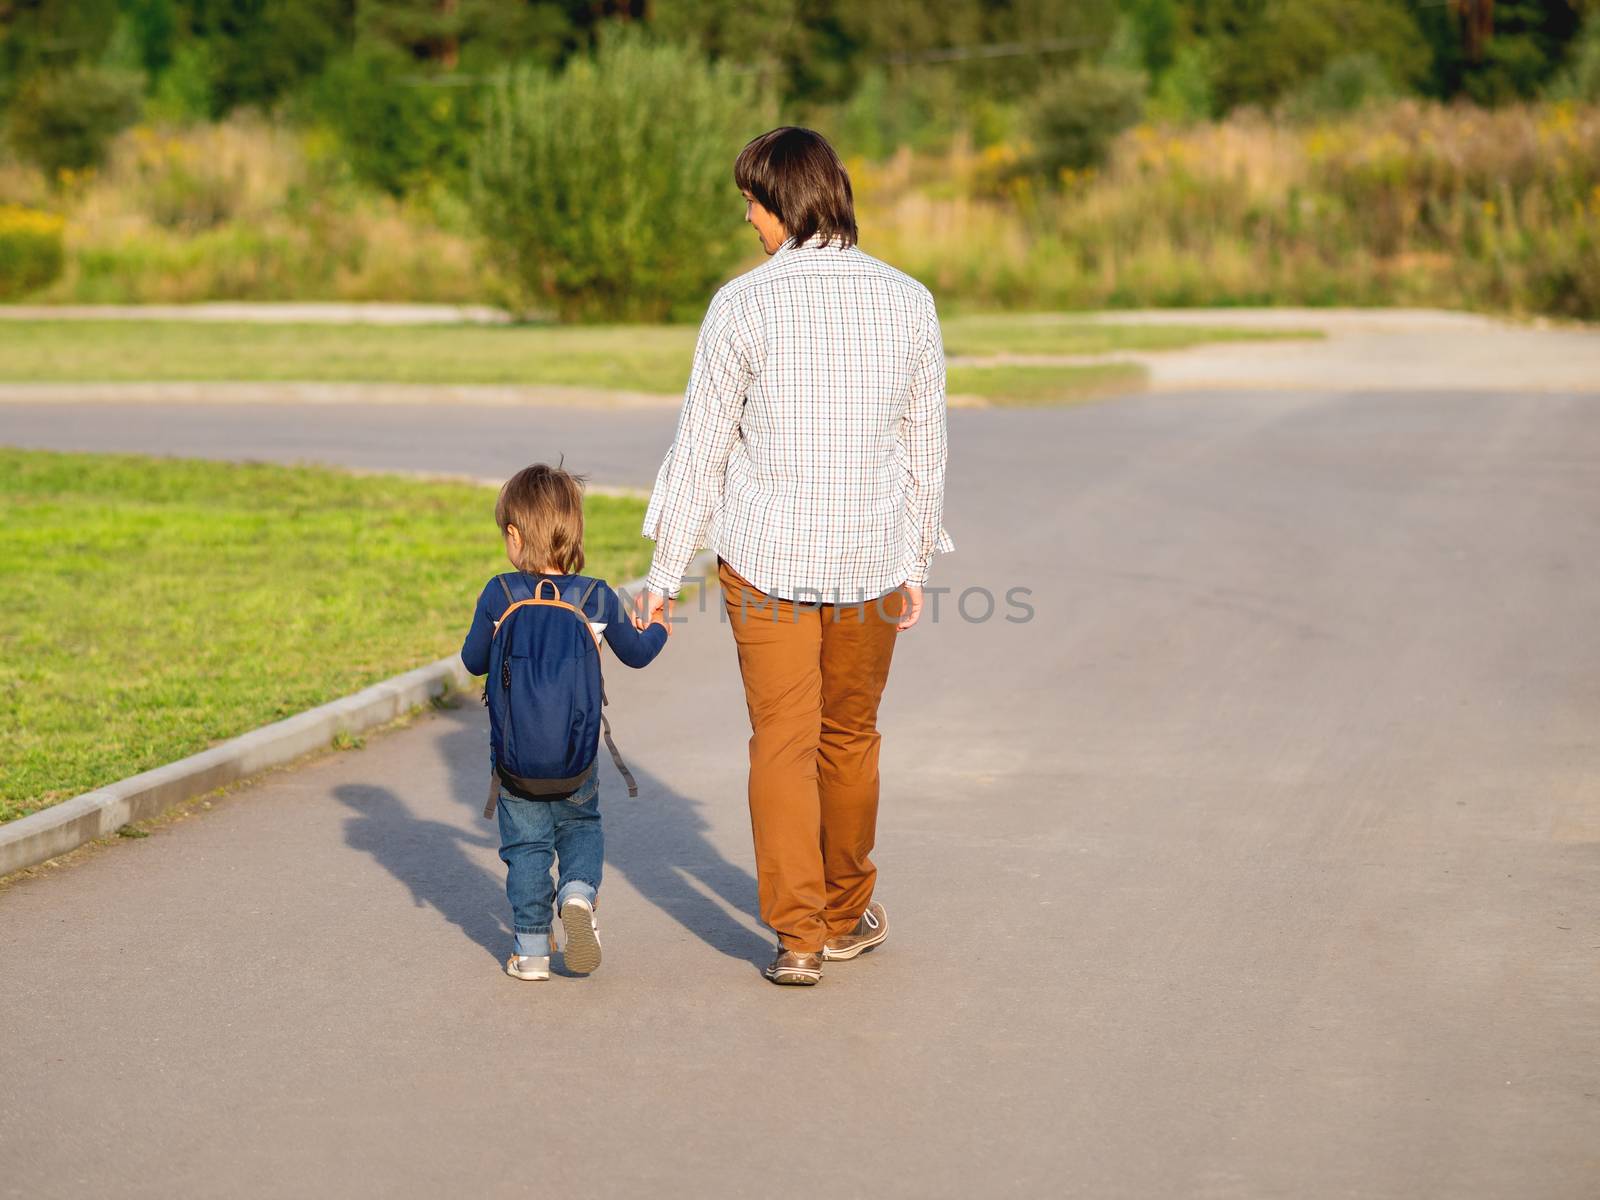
[0,315,1314,397]
[0,320,698,392]
[0,449,652,823]
[946,362,1148,405]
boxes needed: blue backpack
[481,573,637,818]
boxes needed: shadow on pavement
[334,782,508,962]
[603,763,771,967]
[339,702,770,968]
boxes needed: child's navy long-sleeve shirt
[460,573,667,675]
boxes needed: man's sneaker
[823,901,888,961]
[505,954,550,981]
[764,946,823,986]
[559,895,602,974]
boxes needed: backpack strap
[598,678,639,798]
[576,577,602,615]
[496,574,516,612]
[484,769,501,820]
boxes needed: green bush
[469,36,762,322]
[1549,13,1600,102]
[1023,66,1145,178]
[1148,42,1217,122]
[312,45,474,197]
[147,41,218,124]
[7,67,143,177]
[1204,0,1426,113]
[0,205,67,298]
[1284,53,1399,121]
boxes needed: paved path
[0,399,682,484]
[953,309,1600,394]
[4,389,1600,1197]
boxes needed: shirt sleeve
[902,297,954,586]
[459,580,500,676]
[593,584,668,669]
[641,291,753,598]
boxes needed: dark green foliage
[469,35,762,321]
[1419,0,1587,104]
[1115,0,1181,78]
[0,0,120,104]
[312,44,473,196]
[120,0,182,77]
[1284,52,1401,121]
[1549,10,1600,100]
[1195,0,1428,113]
[7,66,143,175]
[183,0,354,114]
[0,0,1592,155]
[354,0,583,72]
[1024,65,1145,177]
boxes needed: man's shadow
[337,701,769,967]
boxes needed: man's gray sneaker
[823,901,888,961]
[764,946,823,985]
[560,895,602,974]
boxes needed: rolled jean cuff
[513,928,551,957]
[557,880,597,909]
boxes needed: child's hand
[633,590,674,636]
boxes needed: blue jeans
[496,773,602,958]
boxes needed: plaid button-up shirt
[642,237,953,603]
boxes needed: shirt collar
[776,233,850,256]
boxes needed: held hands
[631,589,674,635]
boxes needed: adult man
[638,126,952,985]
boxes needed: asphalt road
[3,388,1599,1198]
[0,399,681,484]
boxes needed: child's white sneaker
[505,954,550,981]
[559,895,602,974]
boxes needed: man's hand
[897,584,924,632]
[632,589,674,634]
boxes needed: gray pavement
[0,399,681,483]
[4,389,1600,1197]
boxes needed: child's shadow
[340,702,770,968]
[335,782,509,961]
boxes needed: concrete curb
[0,654,473,878]
[0,558,708,880]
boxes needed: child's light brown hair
[495,464,586,574]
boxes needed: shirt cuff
[645,563,685,599]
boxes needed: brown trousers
[718,560,905,953]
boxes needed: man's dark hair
[734,127,858,250]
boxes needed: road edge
[0,558,707,880]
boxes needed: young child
[460,464,668,981]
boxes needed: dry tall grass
[858,100,1600,318]
[0,118,482,303]
[2,102,1596,317]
